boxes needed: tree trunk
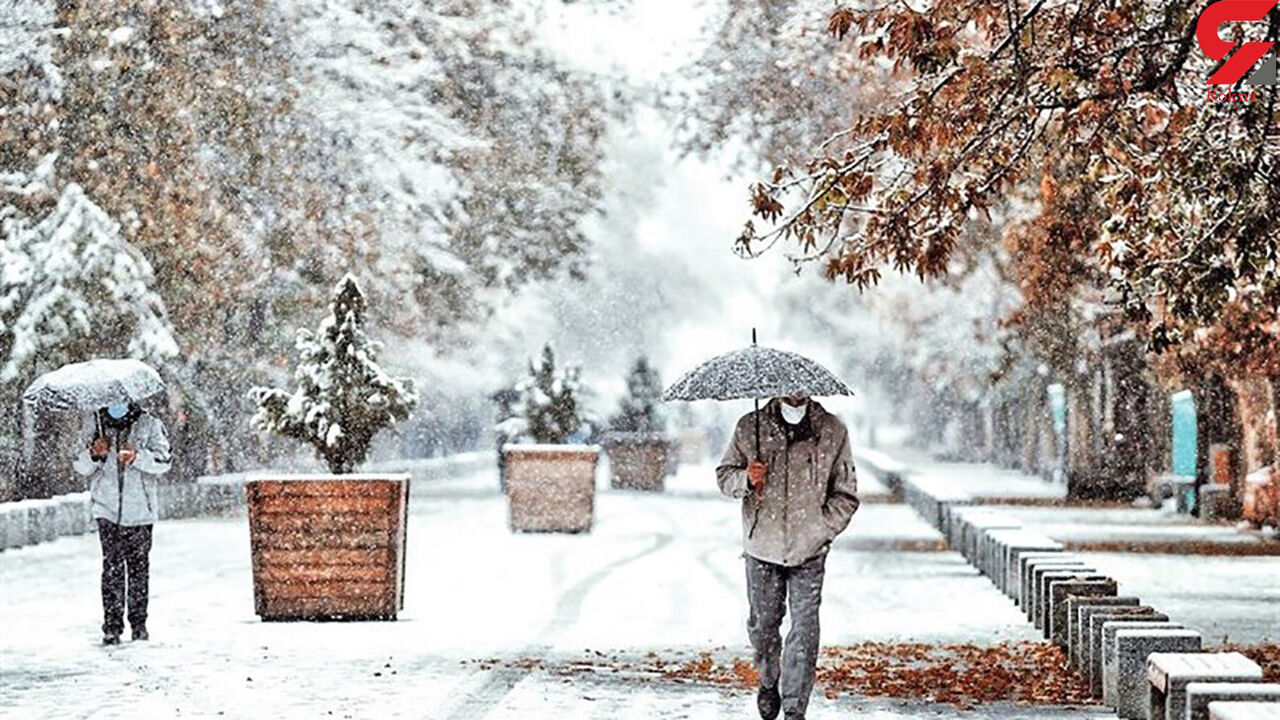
[1194,372,1245,518]
[1021,386,1043,475]
[1270,374,1280,468]
[1065,370,1102,498]
[1108,338,1155,500]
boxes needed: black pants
[97,519,152,636]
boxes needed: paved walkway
[0,462,1111,719]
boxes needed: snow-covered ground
[1079,552,1280,646]
[1,462,1088,719]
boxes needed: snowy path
[1,464,1103,719]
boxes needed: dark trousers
[97,519,152,636]
[745,552,827,718]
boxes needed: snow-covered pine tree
[609,356,665,434]
[0,181,178,382]
[503,344,586,445]
[249,274,418,474]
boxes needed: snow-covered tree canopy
[609,356,665,434]
[678,0,877,168]
[0,0,616,468]
[0,176,177,383]
[277,0,611,333]
[249,274,418,474]
[0,0,62,99]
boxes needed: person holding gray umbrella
[25,359,171,645]
[665,335,860,720]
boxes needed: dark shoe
[784,714,805,720]
[103,633,120,646]
[131,625,148,642]
[757,685,781,720]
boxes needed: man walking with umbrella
[73,400,171,645]
[717,394,859,719]
[664,335,861,719]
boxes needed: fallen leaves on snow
[463,641,1098,708]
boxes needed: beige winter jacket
[716,399,860,566]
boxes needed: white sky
[517,0,806,403]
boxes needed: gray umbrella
[21,358,167,470]
[662,330,852,459]
[22,358,166,415]
[662,343,853,402]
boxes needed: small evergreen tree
[500,344,586,445]
[609,356,665,434]
[249,274,418,473]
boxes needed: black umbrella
[662,329,853,460]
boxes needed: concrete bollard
[52,496,75,537]
[1020,554,1086,610]
[968,517,1021,573]
[23,499,60,545]
[983,529,1059,594]
[1101,620,1182,705]
[1010,549,1067,601]
[1069,597,1140,668]
[1048,577,1118,646]
[1148,653,1264,720]
[60,492,91,535]
[1086,610,1168,695]
[1186,683,1280,720]
[1113,628,1202,719]
[1025,559,1091,617]
[1,503,28,550]
[1001,543,1064,599]
[1034,570,1099,630]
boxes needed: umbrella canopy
[22,358,166,415]
[662,344,853,402]
[20,359,168,488]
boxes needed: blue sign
[1170,390,1196,477]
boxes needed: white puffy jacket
[72,411,172,526]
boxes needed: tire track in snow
[535,530,675,647]
[695,545,740,596]
[443,514,677,720]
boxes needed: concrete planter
[246,474,410,621]
[503,444,598,533]
[1,503,29,550]
[603,434,669,492]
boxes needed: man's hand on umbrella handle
[119,445,137,465]
[90,436,110,461]
[747,461,767,493]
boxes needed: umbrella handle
[751,327,760,460]
[753,396,760,460]
[753,396,763,510]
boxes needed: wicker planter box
[604,434,670,491]
[246,474,409,621]
[503,445,598,533]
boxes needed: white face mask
[779,401,808,425]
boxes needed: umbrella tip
[752,328,757,345]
